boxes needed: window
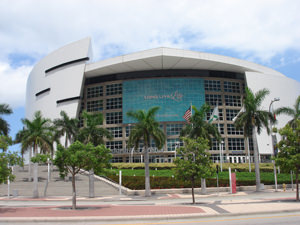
[228,138,245,151]
[106,83,122,96]
[226,109,240,121]
[87,86,103,98]
[87,100,103,112]
[210,154,220,162]
[106,141,123,153]
[106,98,122,110]
[205,80,221,92]
[206,108,223,121]
[79,115,84,128]
[111,157,123,163]
[80,101,84,112]
[205,94,222,106]
[227,124,244,135]
[248,138,254,151]
[225,95,241,107]
[209,138,225,151]
[213,123,224,134]
[166,124,183,136]
[126,126,134,137]
[167,138,183,151]
[149,139,164,150]
[108,127,123,138]
[130,140,144,152]
[106,112,122,124]
[224,81,240,93]
[242,83,246,94]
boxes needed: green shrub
[107,174,229,189]
[111,163,274,172]
[106,171,294,190]
[111,163,176,170]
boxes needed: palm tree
[53,111,79,148]
[180,103,220,194]
[274,95,300,128]
[78,110,112,146]
[78,110,112,198]
[15,128,32,173]
[126,106,166,197]
[180,104,220,145]
[234,87,274,192]
[0,104,12,135]
[18,111,53,198]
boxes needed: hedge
[107,175,229,189]
[106,173,293,190]
[111,163,275,172]
[111,163,176,170]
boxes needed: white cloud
[0,62,31,108]
[0,0,300,109]
[0,0,300,62]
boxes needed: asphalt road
[1,212,300,225]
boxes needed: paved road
[1,212,300,225]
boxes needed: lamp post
[174,142,180,161]
[47,158,50,182]
[269,97,280,191]
[130,147,134,163]
[220,140,224,172]
[128,124,134,163]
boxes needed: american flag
[183,106,192,122]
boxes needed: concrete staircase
[0,165,120,198]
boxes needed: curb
[0,208,299,223]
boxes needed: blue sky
[0,0,299,152]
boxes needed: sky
[1,0,300,152]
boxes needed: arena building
[25,38,300,164]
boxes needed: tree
[15,128,33,170]
[180,104,220,194]
[0,135,23,184]
[53,111,79,148]
[274,95,300,128]
[275,120,300,201]
[54,141,111,209]
[0,135,13,152]
[78,110,112,145]
[0,151,23,184]
[31,153,51,197]
[174,137,214,204]
[234,87,274,191]
[180,104,220,146]
[127,106,166,197]
[18,111,53,198]
[78,110,112,198]
[0,104,12,136]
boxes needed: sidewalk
[0,190,299,222]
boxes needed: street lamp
[174,141,180,160]
[269,97,280,191]
[130,147,134,163]
[220,140,224,172]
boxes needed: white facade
[25,37,92,121]
[26,38,300,157]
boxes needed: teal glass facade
[123,78,205,123]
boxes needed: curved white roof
[85,47,285,78]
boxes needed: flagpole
[190,102,193,128]
[216,101,222,172]
[218,119,222,172]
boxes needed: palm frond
[0,104,12,115]
[274,107,295,117]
